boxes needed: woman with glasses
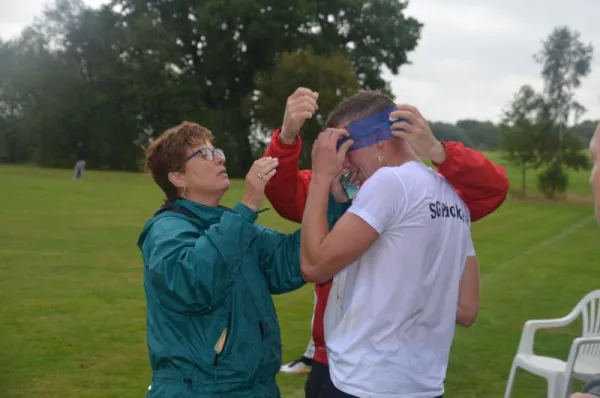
[137,122,328,397]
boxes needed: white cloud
[1,0,599,124]
[0,0,106,39]
[387,0,600,123]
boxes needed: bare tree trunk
[521,157,527,197]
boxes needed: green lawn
[0,163,598,398]
[481,151,593,199]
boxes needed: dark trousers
[304,361,443,398]
[305,361,331,398]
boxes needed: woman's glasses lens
[187,148,225,162]
[213,149,225,161]
[205,148,225,162]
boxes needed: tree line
[0,0,422,176]
[432,119,594,151]
[0,0,596,198]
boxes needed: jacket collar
[174,198,230,225]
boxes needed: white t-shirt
[324,161,475,398]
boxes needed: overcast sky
[1,0,599,124]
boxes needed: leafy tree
[499,26,593,198]
[0,30,51,164]
[0,0,422,175]
[533,26,593,197]
[251,47,360,166]
[571,119,598,145]
[537,161,568,199]
[112,0,422,175]
[0,0,143,170]
[60,5,143,170]
[535,26,593,136]
[499,85,543,197]
[456,119,501,149]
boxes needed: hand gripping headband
[336,107,406,152]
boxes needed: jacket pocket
[213,311,232,373]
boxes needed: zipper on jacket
[258,321,264,340]
[213,311,232,380]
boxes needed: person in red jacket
[265,88,509,396]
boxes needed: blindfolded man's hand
[330,169,350,203]
[311,128,353,185]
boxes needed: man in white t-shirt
[300,91,480,398]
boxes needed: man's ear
[377,139,394,158]
[168,171,185,189]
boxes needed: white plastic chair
[504,289,600,398]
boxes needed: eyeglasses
[186,147,225,163]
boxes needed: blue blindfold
[336,107,406,152]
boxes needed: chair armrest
[516,312,580,355]
[526,314,579,329]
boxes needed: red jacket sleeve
[264,128,312,224]
[434,142,509,222]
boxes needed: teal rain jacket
[137,199,306,397]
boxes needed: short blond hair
[325,90,395,128]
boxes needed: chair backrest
[575,290,600,367]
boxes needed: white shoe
[279,357,312,374]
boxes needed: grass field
[482,151,593,200]
[0,159,598,398]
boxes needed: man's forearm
[301,177,331,275]
[456,257,480,327]
[456,305,477,327]
[264,128,311,223]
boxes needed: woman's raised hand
[242,157,279,211]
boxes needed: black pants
[304,361,443,398]
[305,361,331,398]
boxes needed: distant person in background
[72,142,85,180]
[569,124,600,398]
